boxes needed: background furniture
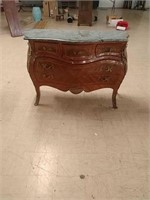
[2,0,22,37]
[24,29,128,108]
[78,1,92,26]
[19,0,43,8]
[43,0,58,18]
[134,0,146,10]
[18,0,43,11]
[123,0,146,9]
[58,0,77,9]
[123,0,132,9]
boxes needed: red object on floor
[116,21,129,30]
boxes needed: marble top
[23,29,128,42]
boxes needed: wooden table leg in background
[2,0,22,37]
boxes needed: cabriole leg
[34,86,40,106]
[112,89,118,109]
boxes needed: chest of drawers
[24,29,128,108]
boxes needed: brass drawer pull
[105,66,112,72]
[99,76,110,82]
[38,46,55,52]
[43,73,54,79]
[42,46,47,50]
[42,63,54,69]
[71,50,88,56]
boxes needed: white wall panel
[99,0,124,8]
[145,0,150,8]
[99,0,149,9]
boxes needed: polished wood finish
[78,1,92,26]
[27,39,127,108]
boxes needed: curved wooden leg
[112,89,118,109]
[34,86,40,106]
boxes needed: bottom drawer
[31,57,125,90]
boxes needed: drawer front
[34,42,59,56]
[96,43,126,56]
[79,61,125,86]
[62,44,94,61]
[33,57,74,85]
[32,58,125,90]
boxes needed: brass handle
[99,76,110,82]
[72,51,78,55]
[42,63,54,69]
[43,74,54,79]
[103,47,111,52]
[97,47,111,53]
[41,46,54,52]
[72,50,87,56]
[42,46,47,50]
[105,66,112,72]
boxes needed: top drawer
[62,44,95,61]
[33,41,59,56]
